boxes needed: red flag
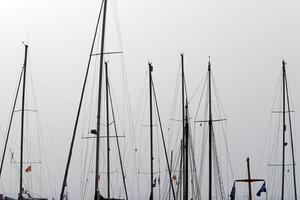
[25,165,32,173]
[172,175,177,181]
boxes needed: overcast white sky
[0,0,300,199]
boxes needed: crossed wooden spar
[235,157,265,200]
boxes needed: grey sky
[0,0,300,199]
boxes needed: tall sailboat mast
[281,60,298,200]
[285,68,298,200]
[235,158,265,200]
[59,1,105,198]
[95,0,108,199]
[0,62,23,179]
[108,80,129,199]
[105,62,110,199]
[246,158,253,200]
[281,60,286,200]
[148,63,154,200]
[181,54,188,200]
[19,44,28,200]
[208,60,212,200]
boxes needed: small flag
[256,182,267,197]
[97,175,100,180]
[25,165,32,173]
[230,183,235,200]
[153,178,157,187]
[172,175,177,181]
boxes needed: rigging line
[108,0,127,135]
[211,74,226,120]
[270,85,282,162]
[8,147,30,194]
[269,104,282,197]
[81,44,99,197]
[285,74,298,200]
[107,84,131,181]
[27,62,56,195]
[267,72,283,175]
[194,73,208,121]
[256,77,279,177]
[188,125,201,199]
[152,79,176,200]
[28,71,62,179]
[211,74,235,183]
[271,72,284,112]
[111,0,138,157]
[175,140,183,199]
[212,127,226,199]
[136,79,149,172]
[0,67,23,179]
[167,62,181,151]
[108,81,128,200]
[130,72,149,198]
[271,91,283,162]
[60,0,104,199]
[82,138,96,199]
[189,69,207,104]
[198,114,208,191]
[129,72,148,176]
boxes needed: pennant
[256,182,267,197]
[230,183,235,200]
[172,175,177,181]
[25,165,32,173]
[152,178,157,188]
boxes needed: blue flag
[256,182,267,197]
[230,183,236,200]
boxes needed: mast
[108,82,129,199]
[235,158,265,200]
[181,54,188,200]
[95,0,108,199]
[169,151,173,200]
[105,62,110,199]
[149,63,154,200]
[19,44,28,200]
[0,68,23,179]
[246,158,252,200]
[60,1,105,199]
[208,59,212,200]
[283,61,298,200]
[152,78,176,199]
[281,60,286,200]
[184,99,189,200]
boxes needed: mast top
[282,59,286,72]
[148,62,153,72]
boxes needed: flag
[153,178,157,187]
[172,175,177,181]
[25,165,32,173]
[256,182,267,197]
[230,183,235,200]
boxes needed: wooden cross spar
[235,157,265,200]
